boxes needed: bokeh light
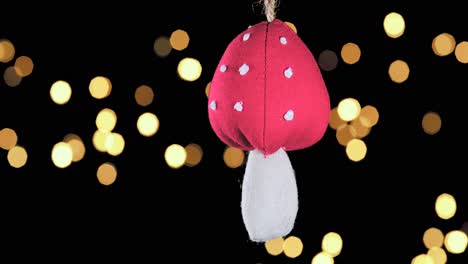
[341,42,361,64]
[97,162,117,186]
[7,145,27,168]
[64,134,86,162]
[336,124,356,146]
[359,105,379,127]
[422,112,442,135]
[14,55,34,77]
[4,66,22,87]
[329,107,346,130]
[337,98,361,121]
[205,82,211,97]
[311,252,334,264]
[92,130,109,152]
[383,12,405,38]
[435,193,456,220]
[454,41,468,63]
[411,254,434,264]
[283,236,303,258]
[165,144,187,169]
[170,29,190,51]
[444,230,467,254]
[184,143,203,167]
[50,80,72,105]
[51,142,73,168]
[0,39,15,63]
[285,21,297,33]
[96,108,117,133]
[427,247,447,264]
[432,33,456,56]
[223,146,245,168]
[135,85,154,106]
[423,227,444,249]
[351,117,371,139]
[105,132,125,156]
[154,36,172,58]
[265,237,284,256]
[388,59,410,83]
[0,128,18,150]
[322,232,343,257]
[137,112,159,137]
[318,50,338,71]
[346,139,367,162]
[89,76,112,99]
[177,57,202,81]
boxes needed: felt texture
[208,19,330,155]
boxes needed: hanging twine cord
[262,0,277,22]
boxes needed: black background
[1,1,467,263]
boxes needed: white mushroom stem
[241,148,298,242]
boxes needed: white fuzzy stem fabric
[241,148,298,242]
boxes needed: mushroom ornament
[208,19,330,242]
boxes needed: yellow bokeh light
[383,12,405,38]
[64,134,86,162]
[89,76,112,99]
[329,107,346,130]
[427,247,447,264]
[265,237,284,256]
[135,85,154,106]
[285,21,297,33]
[205,82,211,97]
[359,105,379,127]
[336,124,357,146]
[97,162,117,186]
[51,142,73,168]
[444,230,467,254]
[105,132,125,156]
[170,29,190,51]
[165,144,187,169]
[0,39,15,63]
[337,98,361,121]
[283,236,303,258]
[154,36,172,58]
[388,60,410,83]
[14,56,34,77]
[322,232,343,257]
[455,41,468,63]
[0,128,18,150]
[412,254,434,264]
[223,146,245,168]
[93,130,109,152]
[50,80,72,105]
[432,33,456,57]
[422,112,441,135]
[7,145,28,168]
[318,50,338,71]
[177,57,202,82]
[96,108,117,133]
[311,252,334,264]
[137,112,160,137]
[346,139,367,162]
[351,117,371,139]
[185,143,203,167]
[435,193,456,220]
[4,66,22,87]
[341,42,361,64]
[423,227,444,249]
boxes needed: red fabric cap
[208,19,330,155]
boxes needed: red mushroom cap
[208,19,330,155]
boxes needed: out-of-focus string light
[89,76,112,99]
[50,80,72,105]
[422,112,442,135]
[359,105,379,127]
[205,82,211,97]
[444,230,467,254]
[137,112,159,137]
[51,142,73,168]
[105,132,125,156]
[311,252,334,264]
[341,42,361,65]
[223,146,245,168]
[96,108,117,133]
[411,254,434,264]
[283,236,303,258]
[329,108,346,130]
[285,21,297,33]
[170,29,190,51]
[7,145,27,168]
[454,41,468,63]
[184,143,203,167]
[4,66,22,87]
[92,130,109,152]
[97,162,117,186]
[346,139,367,162]
[435,193,456,220]
[265,237,284,256]
[336,124,357,146]
[322,232,343,257]
[154,36,172,58]
[177,57,202,82]
[135,85,154,106]
[63,134,86,162]
[383,12,405,38]
[432,33,456,57]
[0,39,15,63]
[423,227,444,249]
[318,50,338,71]
[388,59,409,83]
[0,128,18,150]
[14,56,34,77]
[337,98,361,121]
[350,117,371,138]
[427,247,447,264]
[165,144,187,169]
